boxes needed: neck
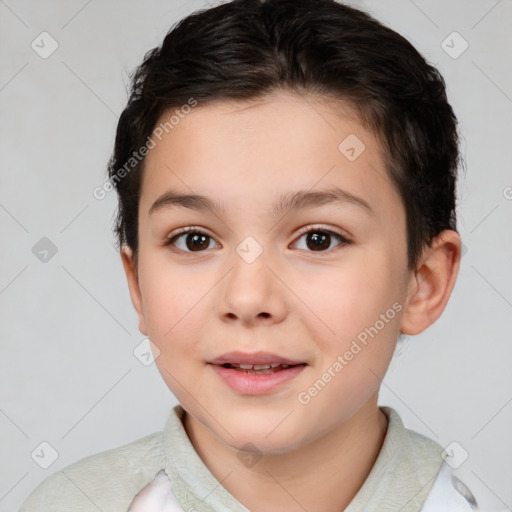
[183,397,388,512]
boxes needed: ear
[121,246,148,336]
[400,230,461,336]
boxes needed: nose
[216,240,288,327]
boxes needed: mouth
[208,351,307,372]
[207,351,308,395]
[216,362,306,374]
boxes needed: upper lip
[208,351,306,366]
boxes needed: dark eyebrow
[148,186,374,217]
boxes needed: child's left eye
[165,226,351,254]
[292,228,351,252]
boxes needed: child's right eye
[165,227,220,253]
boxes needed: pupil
[187,233,208,251]
[307,232,329,251]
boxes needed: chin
[213,413,309,455]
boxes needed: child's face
[124,91,415,453]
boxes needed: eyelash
[164,225,352,255]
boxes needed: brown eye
[293,228,350,252]
[306,232,331,251]
[184,233,210,251]
[166,229,219,252]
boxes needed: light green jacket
[19,405,455,512]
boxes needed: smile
[219,362,300,374]
[209,361,307,395]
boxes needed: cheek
[303,255,402,381]
[305,261,395,339]
[137,259,209,353]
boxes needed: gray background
[1,0,511,510]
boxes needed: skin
[121,90,461,512]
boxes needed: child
[19,0,506,511]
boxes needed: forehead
[139,91,401,224]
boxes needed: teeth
[224,362,297,372]
[228,363,282,370]
[253,364,271,370]
[230,363,290,370]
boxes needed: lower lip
[209,364,306,395]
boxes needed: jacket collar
[161,405,444,512]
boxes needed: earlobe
[399,230,461,336]
[120,246,148,336]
